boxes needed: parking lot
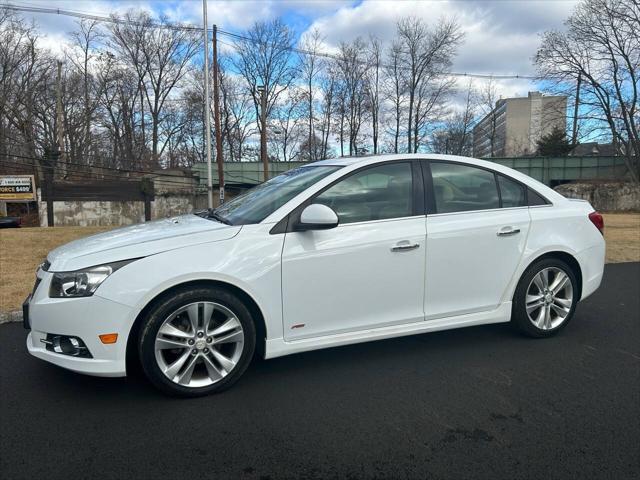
[1,262,638,479]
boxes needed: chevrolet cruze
[24,154,605,396]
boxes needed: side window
[528,188,549,206]
[430,162,499,213]
[314,162,413,224]
[497,175,526,208]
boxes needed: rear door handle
[391,241,420,252]
[497,227,521,237]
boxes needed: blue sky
[13,0,580,99]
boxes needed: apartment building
[473,91,567,158]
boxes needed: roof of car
[307,153,487,167]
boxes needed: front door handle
[497,227,521,237]
[391,241,420,252]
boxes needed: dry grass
[0,226,112,313]
[1,214,639,313]
[603,213,640,264]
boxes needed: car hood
[47,214,241,272]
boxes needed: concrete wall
[554,182,640,212]
[37,189,201,227]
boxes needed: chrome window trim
[426,205,530,218]
[331,214,426,228]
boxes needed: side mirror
[297,204,339,231]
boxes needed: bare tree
[268,89,305,161]
[298,28,324,161]
[233,19,296,146]
[67,19,103,161]
[219,67,255,162]
[397,17,463,152]
[110,12,199,168]
[335,38,369,156]
[366,36,382,154]
[432,81,478,155]
[0,8,56,180]
[317,66,336,160]
[384,40,406,153]
[535,0,639,181]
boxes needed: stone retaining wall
[554,182,640,211]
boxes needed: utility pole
[571,72,582,146]
[257,85,268,181]
[202,0,213,208]
[212,24,224,204]
[55,60,65,176]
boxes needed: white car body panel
[425,207,531,319]
[47,214,240,272]
[25,154,606,377]
[281,216,426,340]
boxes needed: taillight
[588,211,604,235]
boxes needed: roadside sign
[0,175,36,201]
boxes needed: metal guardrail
[192,156,629,188]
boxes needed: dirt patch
[603,213,640,264]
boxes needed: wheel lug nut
[197,332,204,338]
[203,348,209,353]
[188,339,194,345]
[191,349,197,355]
[206,337,212,343]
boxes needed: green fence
[192,156,629,189]
[490,156,628,186]
[192,161,306,191]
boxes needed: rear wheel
[512,258,578,337]
[139,287,255,397]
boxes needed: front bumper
[25,271,134,377]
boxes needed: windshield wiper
[206,209,232,225]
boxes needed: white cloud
[301,0,578,100]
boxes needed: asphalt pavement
[1,263,639,480]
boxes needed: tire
[511,258,578,338]
[139,286,256,397]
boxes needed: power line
[0,154,265,185]
[2,2,538,81]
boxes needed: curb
[0,311,22,324]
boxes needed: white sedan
[24,154,605,396]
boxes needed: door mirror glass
[297,204,339,230]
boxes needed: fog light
[41,334,92,358]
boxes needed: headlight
[49,259,136,298]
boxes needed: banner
[0,175,36,201]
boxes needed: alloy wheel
[154,302,245,388]
[525,267,574,330]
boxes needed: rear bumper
[577,242,606,301]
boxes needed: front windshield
[209,165,342,225]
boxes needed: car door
[281,161,427,341]
[424,161,531,319]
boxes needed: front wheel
[139,286,256,397]
[512,258,578,338]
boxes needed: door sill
[265,302,511,359]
